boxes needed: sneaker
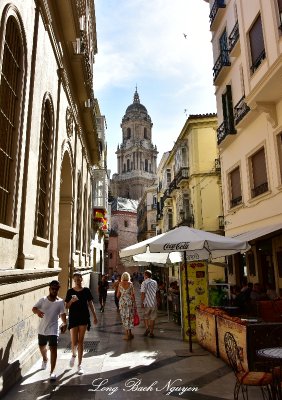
[41,360,48,370]
[143,328,150,337]
[50,372,57,381]
[77,365,84,375]
[69,355,76,368]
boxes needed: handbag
[133,308,140,326]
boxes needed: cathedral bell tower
[111,88,158,200]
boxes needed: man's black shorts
[38,334,58,347]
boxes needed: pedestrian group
[32,269,158,381]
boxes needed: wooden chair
[224,331,273,400]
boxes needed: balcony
[92,169,108,210]
[234,96,250,126]
[229,21,240,57]
[176,167,189,185]
[250,49,266,74]
[169,178,178,195]
[209,0,226,30]
[213,50,231,85]
[179,210,194,227]
[163,188,171,203]
[230,196,242,208]
[251,182,268,198]
[217,120,236,145]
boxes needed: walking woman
[65,272,98,374]
[117,272,136,340]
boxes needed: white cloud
[94,0,216,174]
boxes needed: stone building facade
[0,0,102,393]
[110,89,158,200]
[204,0,282,292]
[107,198,138,275]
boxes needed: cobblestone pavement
[3,284,262,400]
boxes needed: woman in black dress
[65,272,97,375]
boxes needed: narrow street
[3,285,260,400]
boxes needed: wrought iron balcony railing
[251,182,268,198]
[234,96,250,125]
[163,188,171,203]
[169,178,178,194]
[176,167,189,185]
[209,0,226,27]
[213,50,231,81]
[229,21,239,53]
[250,49,266,73]
[217,120,236,144]
[230,196,242,208]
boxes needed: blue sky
[94,0,216,175]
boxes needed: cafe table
[257,347,282,399]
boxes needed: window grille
[36,101,52,238]
[0,17,22,225]
[229,167,242,208]
[250,148,268,197]
[76,173,82,250]
[82,186,87,253]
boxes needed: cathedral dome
[122,88,151,122]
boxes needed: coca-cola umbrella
[120,226,250,352]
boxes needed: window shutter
[230,167,241,199]
[222,85,235,133]
[249,15,265,65]
[252,148,267,187]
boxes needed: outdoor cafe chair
[224,331,273,400]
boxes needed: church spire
[133,86,140,104]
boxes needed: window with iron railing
[82,186,87,253]
[234,96,250,125]
[229,166,242,208]
[250,148,268,198]
[229,20,239,52]
[209,0,226,27]
[249,15,266,73]
[76,173,82,250]
[36,98,53,239]
[0,16,24,226]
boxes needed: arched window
[127,159,130,171]
[127,128,131,139]
[36,97,53,238]
[76,172,82,250]
[82,185,87,253]
[0,13,25,226]
[144,128,147,139]
[145,159,148,172]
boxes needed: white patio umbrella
[120,226,249,259]
[120,226,250,352]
